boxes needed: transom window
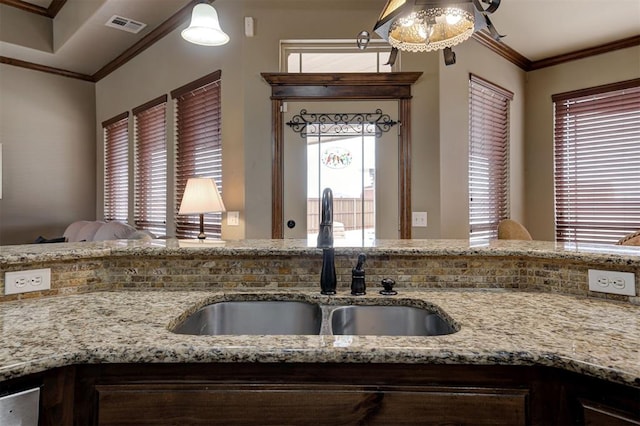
[280,40,396,73]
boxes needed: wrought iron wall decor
[286,109,398,138]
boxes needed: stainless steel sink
[330,305,456,336]
[172,301,322,335]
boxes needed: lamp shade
[179,178,226,215]
[375,1,476,53]
[181,3,230,46]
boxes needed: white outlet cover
[5,268,51,295]
[588,269,636,296]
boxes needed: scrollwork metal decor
[286,109,398,138]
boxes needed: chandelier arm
[484,15,505,40]
[385,47,399,66]
[477,0,501,14]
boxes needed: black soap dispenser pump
[351,253,366,296]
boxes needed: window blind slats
[103,114,129,222]
[134,101,167,236]
[175,72,223,239]
[469,74,512,242]
[554,82,640,244]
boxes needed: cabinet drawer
[96,384,528,425]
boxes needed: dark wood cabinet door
[579,399,640,426]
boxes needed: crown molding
[0,56,94,81]
[472,31,532,71]
[0,0,67,18]
[529,35,640,71]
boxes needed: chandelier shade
[367,0,503,65]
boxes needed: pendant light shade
[182,3,230,46]
[360,0,503,66]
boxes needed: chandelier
[358,0,503,66]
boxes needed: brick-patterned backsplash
[1,253,638,304]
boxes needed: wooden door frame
[261,72,422,239]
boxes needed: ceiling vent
[105,15,147,34]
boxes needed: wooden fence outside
[307,198,374,233]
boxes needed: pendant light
[182,2,230,46]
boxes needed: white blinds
[469,74,513,242]
[553,79,640,244]
[171,70,223,239]
[134,95,167,236]
[103,112,129,222]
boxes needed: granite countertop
[1,289,638,388]
[2,238,640,266]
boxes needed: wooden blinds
[171,70,222,239]
[468,74,513,241]
[134,95,167,236]
[553,79,640,244]
[103,112,129,222]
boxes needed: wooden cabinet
[2,363,638,425]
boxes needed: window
[171,70,223,239]
[468,74,513,242]
[103,112,129,222]
[281,40,396,73]
[553,79,640,244]
[133,95,167,236]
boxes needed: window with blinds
[553,79,640,244]
[468,74,513,242]
[103,112,129,222]
[133,95,167,236]
[171,70,223,239]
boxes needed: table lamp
[178,177,226,240]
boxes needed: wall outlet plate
[588,269,636,296]
[5,268,51,295]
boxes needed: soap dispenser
[351,253,366,295]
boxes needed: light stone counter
[2,238,640,265]
[0,289,638,388]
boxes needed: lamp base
[198,213,206,240]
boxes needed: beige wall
[525,46,640,241]
[0,64,96,244]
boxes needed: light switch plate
[588,269,636,296]
[412,212,427,227]
[227,211,239,226]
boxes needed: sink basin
[172,301,322,335]
[330,305,456,336]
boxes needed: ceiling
[0,0,639,79]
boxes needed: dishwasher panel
[0,387,40,426]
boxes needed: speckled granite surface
[2,238,640,265]
[1,289,638,388]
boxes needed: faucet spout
[318,188,336,294]
[317,188,333,248]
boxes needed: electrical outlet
[412,212,427,227]
[588,269,636,296]
[5,268,51,295]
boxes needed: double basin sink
[172,300,457,337]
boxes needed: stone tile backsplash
[1,252,638,304]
